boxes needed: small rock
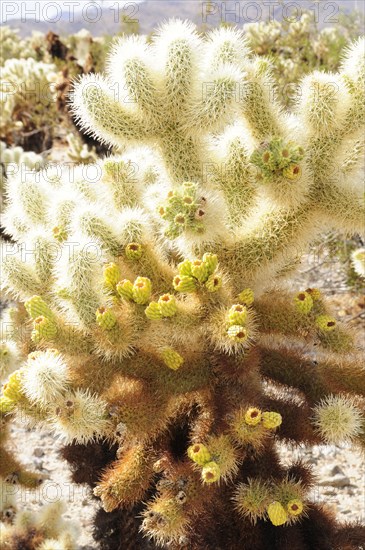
[34,448,45,458]
[330,465,344,476]
[34,460,43,470]
[318,474,351,488]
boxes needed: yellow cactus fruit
[103,262,121,289]
[177,259,192,276]
[267,501,288,526]
[262,411,282,430]
[0,395,15,413]
[294,291,313,314]
[305,287,321,300]
[158,294,177,317]
[3,370,23,402]
[283,164,302,180]
[202,253,218,275]
[125,242,143,260]
[161,348,184,370]
[191,260,209,282]
[205,274,222,292]
[187,443,211,465]
[32,316,57,341]
[201,461,221,484]
[96,307,117,330]
[145,301,163,320]
[116,279,134,300]
[287,499,303,516]
[245,407,262,426]
[173,275,196,293]
[315,315,337,332]
[227,325,248,342]
[238,288,254,305]
[132,277,152,305]
[228,304,248,325]
[25,295,54,320]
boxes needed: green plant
[0,21,364,549]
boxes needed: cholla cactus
[0,58,58,139]
[67,29,93,72]
[245,12,361,107]
[0,142,45,206]
[0,27,50,65]
[0,27,25,66]
[65,132,97,164]
[0,21,364,549]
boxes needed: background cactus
[0,57,58,148]
[244,10,364,108]
[0,20,364,549]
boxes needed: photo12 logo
[1,1,140,24]
[201,1,340,24]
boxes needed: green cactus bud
[202,253,218,274]
[191,260,209,282]
[315,315,337,332]
[251,138,304,182]
[158,294,177,317]
[173,275,197,293]
[116,279,134,301]
[228,304,248,325]
[145,301,163,320]
[125,242,143,260]
[205,274,222,292]
[25,295,54,320]
[32,316,57,340]
[103,263,121,289]
[160,348,184,370]
[305,288,322,301]
[187,443,211,465]
[262,411,282,429]
[2,370,23,402]
[294,291,313,314]
[267,501,288,526]
[177,259,193,276]
[132,277,152,305]
[238,288,254,305]
[96,307,117,330]
[0,395,15,413]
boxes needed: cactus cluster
[0,27,40,66]
[0,20,364,549]
[244,11,363,107]
[0,57,58,139]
